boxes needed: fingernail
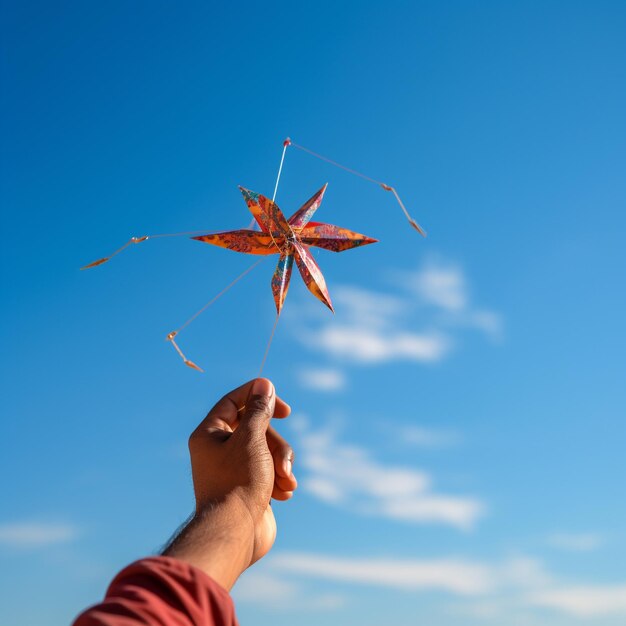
[284,459,292,477]
[251,378,274,397]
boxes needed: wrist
[163,495,255,590]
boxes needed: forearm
[163,495,255,591]
[73,501,251,626]
[72,378,292,626]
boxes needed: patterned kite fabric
[192,184,377,314]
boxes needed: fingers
[267,426,295,478]
[272,485,294,501]
[237,378,276,436]
[267,425,297,500]
[202,378,291,432]
[190,379,298,502]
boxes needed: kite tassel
[80,235,149,270]
[380,183,427,237]
[166,331,204,372]
[80,230,225,271]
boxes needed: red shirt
[73,557,238,626]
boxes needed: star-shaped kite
[81,137,425,372]
[192,185,377,314]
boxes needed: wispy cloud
[0,522,79,548]
[398,425,461,448]
[331,286,405,329]
[289,256,501,366]
[292,417,484,530]
[234,570,345,611]
[297,367,346,391]
[308,325,450,363]
[271,553,494,595]
[266,551,626,619]
[528,584,626,617]
[268,553,552,597]
[546,532,604,552]
[399,258,503,340]
[406,261,468,311]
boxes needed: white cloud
[271,553,494,595]
[267,551,626,619]
[233,570,345,611]
[0,522,78,548]
[401,259,503,339]
[466,309,503,338]
[547,532,604,552]
[498,556,554,589]
[309,326,450,363]
[297,367,346,391]
[399,426,461,448]
[268,554,549,598]
[528,585,626,617]
[332,286,405,329]
[380,496,484,528]
[408,262,468,311]
[294,418,484,530]
[305,477,344,503]
[290,256,501,366]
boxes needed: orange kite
[192,185,377,314]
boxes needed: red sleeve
[73,556,238,626]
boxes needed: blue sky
[1,1,625,624]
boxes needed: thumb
[238,378,276,437]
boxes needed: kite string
[171,136,290,373]
[165,257,268,373]
[149,230,221,238]
[258,313,280,376]
[247,139,289,230]
[254,139,292,374]
[289,141,384,186]
[288,138,426,236]
[80,230,228,269]
[172,257,266,335]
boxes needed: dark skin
[163,378,297,590]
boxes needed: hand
[163,378,297,589]
[189,377,297,562]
